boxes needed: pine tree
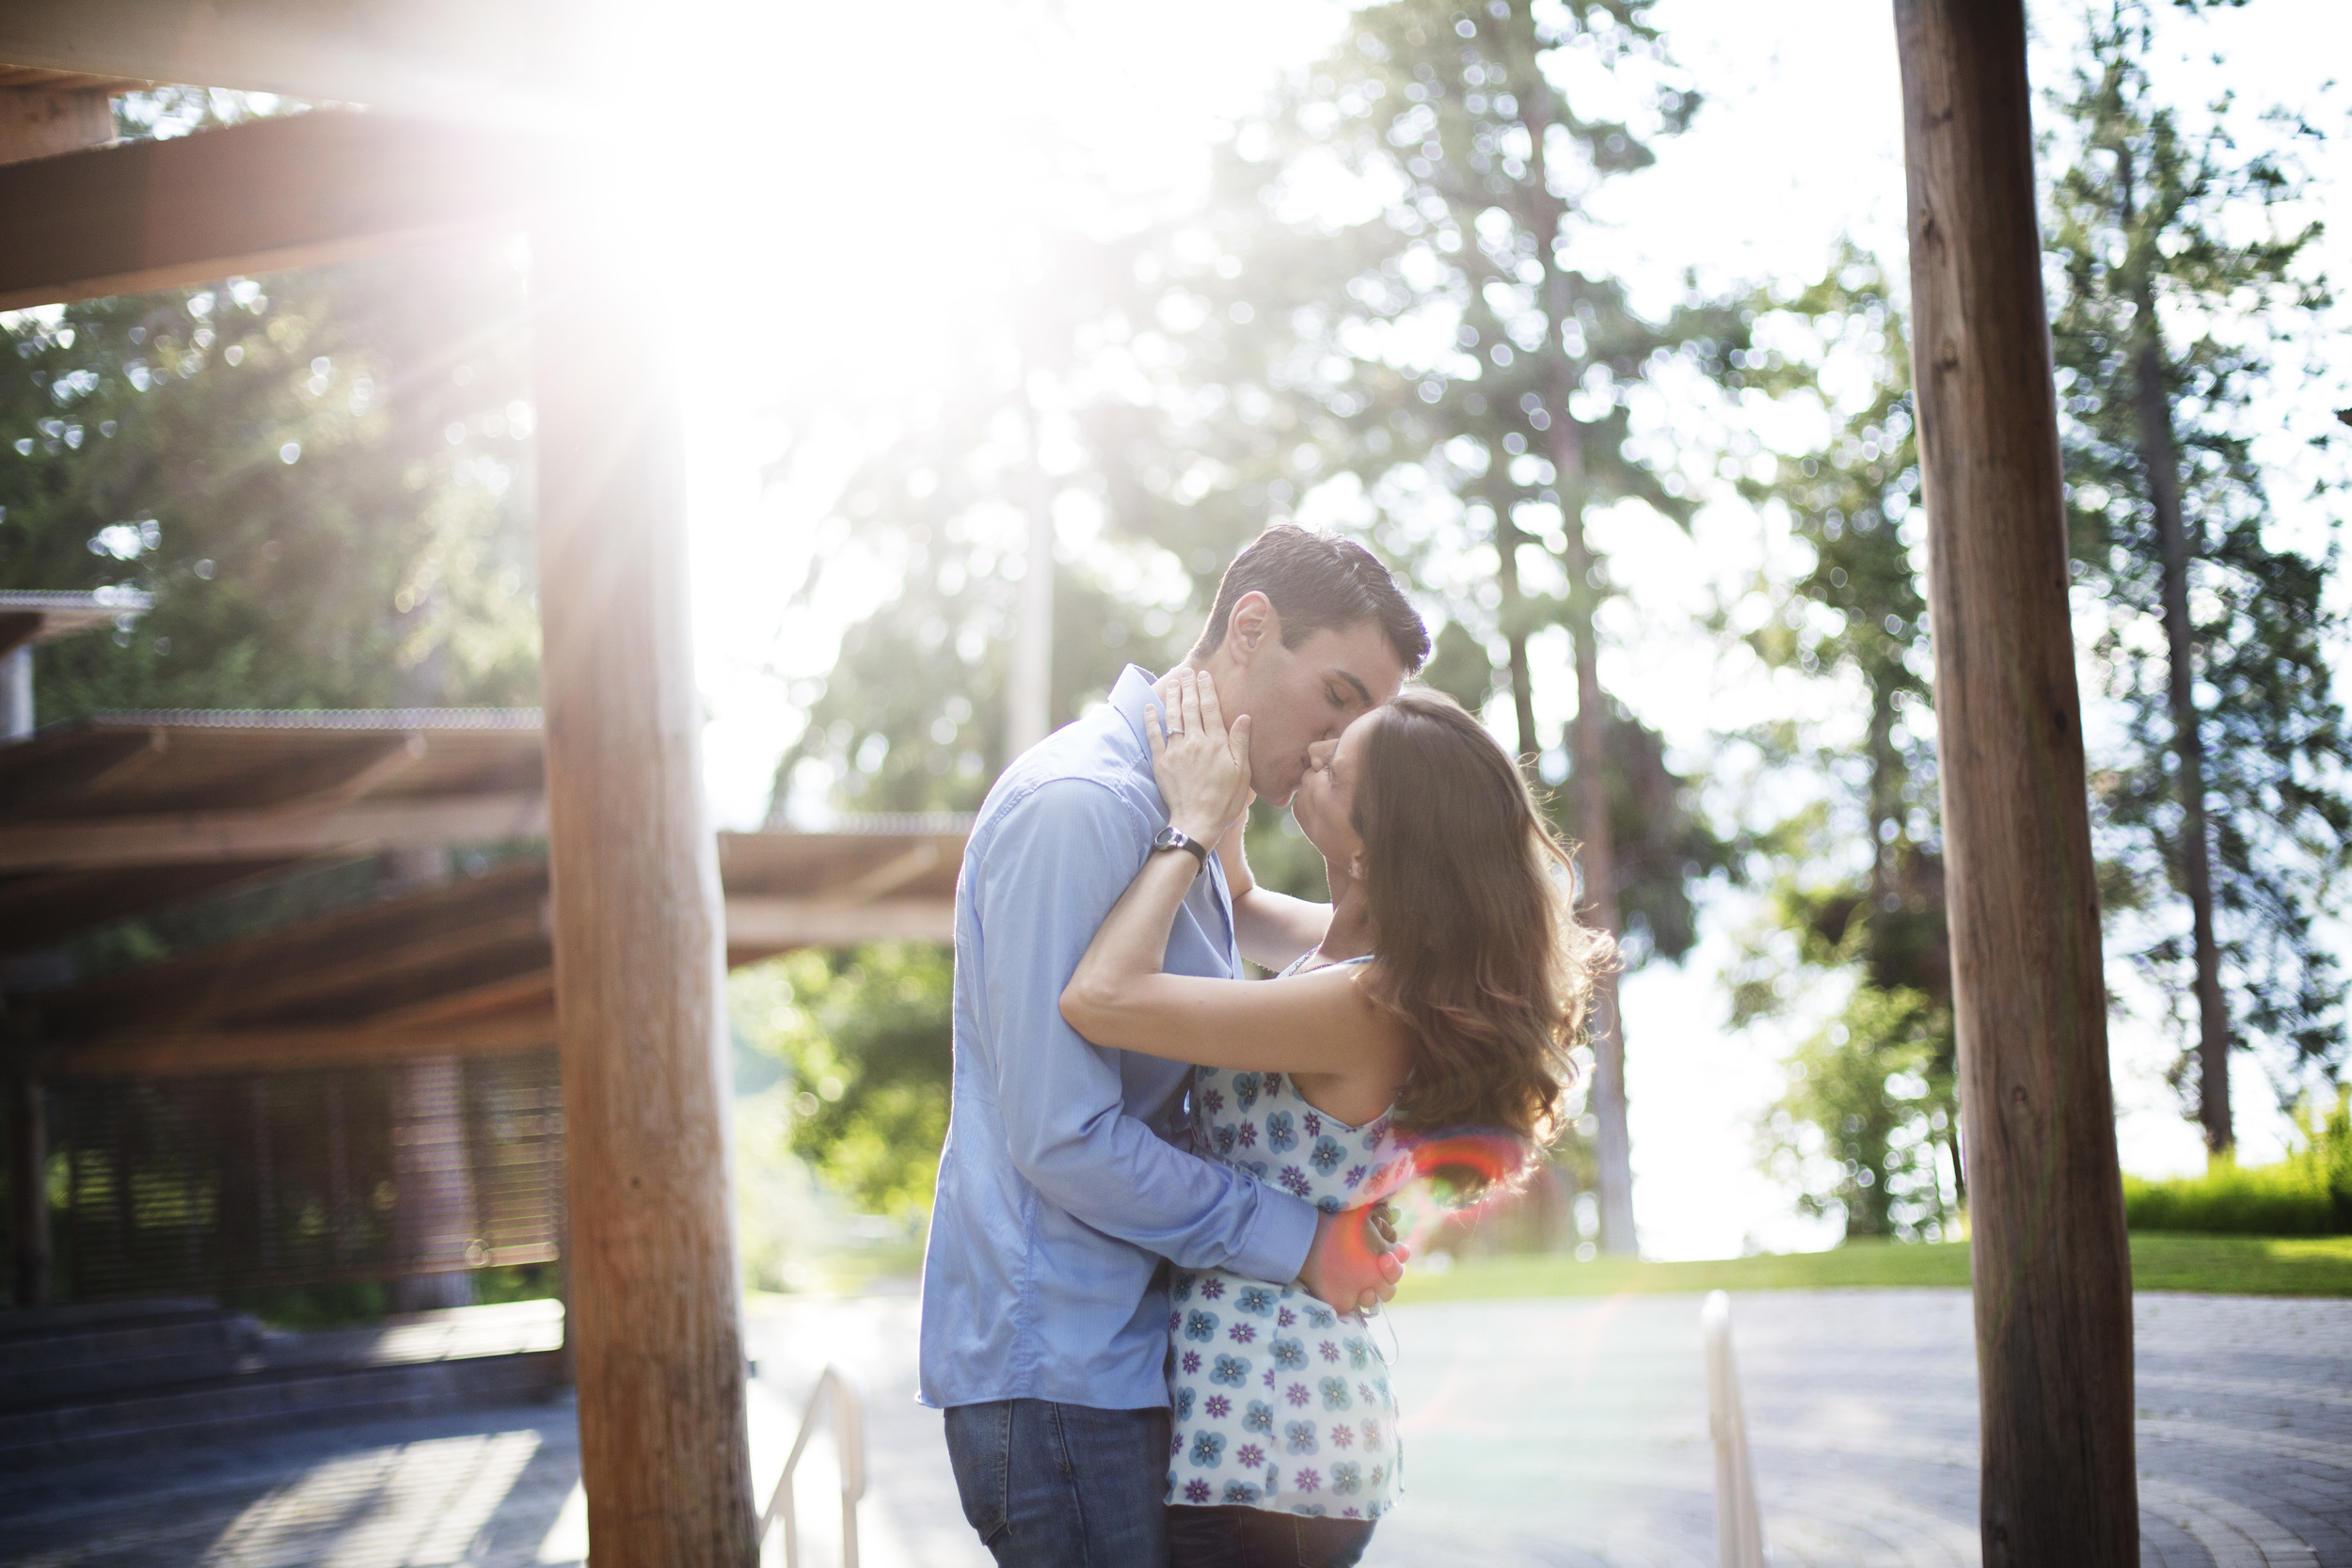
[1195,0,1739,1251]
[1727,245,1960,1239]
[2046,3,2349,1152]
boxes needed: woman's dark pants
[1165,1502,1377,1568]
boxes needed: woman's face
[1291,709,1376,872]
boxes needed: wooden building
[0,2,2137,1564]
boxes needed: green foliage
[731,944,955,1218]
[2123,1089,2352,1235]
[2045,4,2350,1107]
[1724,245,1958,1239]
[1393,1232,2352,1301]
[1761,987,1957,1241]
[0,245,541,719]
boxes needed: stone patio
[3,1289,2344,1567]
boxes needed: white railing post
[1702,1290,1766,1568]
[758,1364,867,1568]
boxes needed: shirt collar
[1108,663,1163,756]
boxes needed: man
[920,525,1431,1565]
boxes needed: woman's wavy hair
[1352,689,1615,1185]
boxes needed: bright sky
[669,0,2352,1258]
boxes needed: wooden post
[10,1074,51,1306]
[1893,5,2139,1564]
[532,193,756,1562]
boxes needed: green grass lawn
[1392,1232,2352,1304]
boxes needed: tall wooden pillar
[531,190,755,1563]
[10,1074,51,1307]
[1893,5,2138,1564]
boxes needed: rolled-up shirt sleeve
[975,776,1317,1284]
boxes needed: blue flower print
[1346,1338,1369,1370]
[1304,1303,1337,1330]
[1184,1310,1218,1343]
[1235,1120,1257,1148]
[1190,1431,1226,1467]
[1343,1164,1366,1188]
[1295,1465,1323,1492]
[1232,1073,1261,1110]
[1369,1464,1387,1490]
[1302,1111,1322,1137]
[1235,1285,1277,1318]
[1221,1481,1262,1506]
[1210,1354,1251,1387]
[1363,1123,1386,1149]
[1271,1336,1307,1370]
[1214,1124,1236,1156]
[1285,1420,1319,1455]
[1172,1274,1194,1302]
[1243,1401,1274,1434]
[1360,1419,1384,1450]
[1316,1196,1343,1214]
[1264,1112,1296,1152]
[1181,1350,1200,1374]
[1184,1479,1211,1504]
[1174,1386,1195,1420]
[1321,1377,1353,1411]
[1200,1276,1226,1300]
[1201,1086,1224,1116]
[1263,1464,1280,1493]
[1227,1322,1257,1345]
[1279,1167,1312,1199]
[1277,1305,1297,1327]
[1332,1462,1362,1496]
[1310,1135,1345,1175]
[1241,1159,1269,1179]
[1318,1339,1340,1363]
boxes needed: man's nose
[1308,738,1338,763]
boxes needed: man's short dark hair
[1189,524,1429,673]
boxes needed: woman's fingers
[1144,705,1168,762]
[1195,670,1226,740]
[1180,669,1205,738]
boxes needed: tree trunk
[1492,512,1540,761]
[1896,6,2139,1565]
[1518,61,1634,1256]
[2127,275,2231,1154]
[1557,504,1635,1256]
[532,187,757,1565]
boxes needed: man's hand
[1298,1203,1410,1315]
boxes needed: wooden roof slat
[0,106,536,313]
[0,790,548,872]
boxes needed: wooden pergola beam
[723,895,955,954]
[0,0,547,119]
[0,791,547,871]
[0,107,535,313]
[25,1012,555,1078]
[1894,2,2138,1561]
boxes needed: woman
[1061,669,1611,1568]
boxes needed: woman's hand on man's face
[1147,669,1255,843]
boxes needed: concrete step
[0,1301,257,1411]
[0,1298,567,1471]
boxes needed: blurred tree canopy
[2046,2,2348,1148]
[1724,245,1959,1242]
[731,944,955,1219]
[2,93,539,720]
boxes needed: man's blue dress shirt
[917,665,1320,1411]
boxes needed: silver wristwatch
[1152,825,1211,875]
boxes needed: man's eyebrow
[1327,669,1374,706]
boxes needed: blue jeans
[1164,1504,1377,1568]
[945,1400,1173,1568]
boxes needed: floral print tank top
[1164,953,1411,1522]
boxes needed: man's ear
[1228,592,1279,661]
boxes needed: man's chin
[1254,774,1302,808]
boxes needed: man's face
[1229,614,1409,806]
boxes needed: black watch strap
[1152,826,1211,873]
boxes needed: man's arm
[978,777,1317,1283]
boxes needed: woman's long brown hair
[1351,689,1613,1182]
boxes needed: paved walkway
[3,1290,2345,1566]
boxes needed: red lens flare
[1330,1130,1533,1268]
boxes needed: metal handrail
[758,1363,866,1568]
[1701,1290,1766,1568]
